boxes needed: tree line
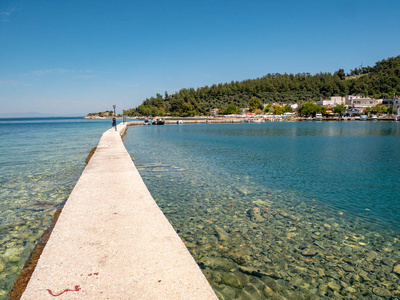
[123,56,400,117]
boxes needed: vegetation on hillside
[86,111,114,118]
[122,56,400,117]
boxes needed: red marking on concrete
[46,285,81,296]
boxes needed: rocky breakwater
[176,194,400,299]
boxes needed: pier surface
[21,124,217,299]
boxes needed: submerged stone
[327,281,341,291]
[247,207,265,222]
[373,287,392,297]
[221,273,243,289]
[226,247,252,265]
[0,260,5,272]
[214,226,229,241]
[301,248,318,256]
[263,285,274,296]
[393,264,400,275]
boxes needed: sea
[1,118,400,299]
[0,117,113,298]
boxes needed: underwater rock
[289,276,303,286]
[185,242,196,248]
[344,286,357,293]
[372,287,392,297]
[240,283,264,299]
[393,264,400,275]
[225,247,252,265]
[358,270,371,281]
[214,226,229,241]
[238,266,279,278]
[318,268,325,277]
[247,207,265,222]
[4,247,23,262]
[198,256,236,271]
[341,264,355,272]
[301,248,318,256]
[327,281,341,291]
[221,272,243,289]
[263,284,274,297]
[286,232,297,239]
[0,260,5,272]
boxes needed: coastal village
[86,95,400,122]
[209,95,400,121]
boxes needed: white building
[210,108,219,116]
[318,96,345,106]
[345,95,376,109]
[393,98,400,114]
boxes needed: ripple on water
[125,123,400,300]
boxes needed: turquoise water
[1,119,399,299]
[0,117,118,299]
[124,122,400,299]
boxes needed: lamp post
[113,104,117,131]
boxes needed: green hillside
[125,55,400,117]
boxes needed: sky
[1,0,399,116]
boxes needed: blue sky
[1,0,399,116]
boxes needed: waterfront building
[210,108,219,116]
[393,97,400,113]
[345,95,376,109]
[318,96,345,106]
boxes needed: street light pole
[113,104,117,131]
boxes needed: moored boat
[315,113,323,121]
[152,119,165,125]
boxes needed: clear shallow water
[124,122,400,299]
[0,117,118,299]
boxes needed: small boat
[315,113,323,121]
[371,115,378,121]
[396,115,400,122]
[306,116,313,121]
[251,119,265,123]
[360,115,367,121]
[144,119,153,125]
[152,119,165,125]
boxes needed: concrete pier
[21,124,217,299]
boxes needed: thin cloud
[30,69,94,77]
[0,7,16,22]
[75,74,97,79]
[0,79,30,87]
[116,82,139,88]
